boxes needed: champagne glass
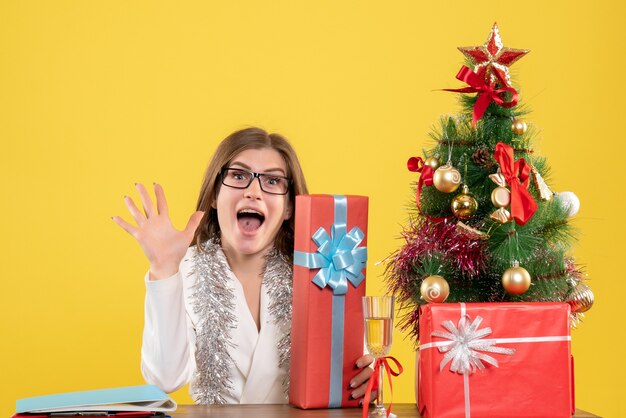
[362,296,395,418]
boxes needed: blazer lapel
[228,273,260,381]
[239,282,286,403]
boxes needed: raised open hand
[112,183,205,280]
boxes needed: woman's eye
[231,171,247,180]
[265,177,281,186]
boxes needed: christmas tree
[386,23,594,343]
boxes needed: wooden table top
[171,404,600,417]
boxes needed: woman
[113,127,373,404]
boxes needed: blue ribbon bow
[294,197,367,295]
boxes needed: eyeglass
[220,167,291,195]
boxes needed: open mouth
[237,209,265,232]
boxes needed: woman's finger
[123,195,146,225]
[112,215,138,237]
[351,379,375,400]
[358,390,376,406]
[135,182,156,218]
[355,354,375,368]
[350,364,374,390]
[153,183,169,216]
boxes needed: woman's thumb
[185,211,205,236]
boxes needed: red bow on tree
[407,156,433,208]
[494,142,537,226]
[444,66,519,127]
[407,157,454,223]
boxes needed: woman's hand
[349,354,376,404]
[112,183,205,280]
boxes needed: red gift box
[289,195,368,409]
[418,302,573,418]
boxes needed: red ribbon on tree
[444,66,519,127]
[407,156,433,208]
[494,142,538,226]
[362,356,403,418]
[407,157,454,223]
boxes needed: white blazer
[141,246,288,403]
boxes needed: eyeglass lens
[222,168,289,194]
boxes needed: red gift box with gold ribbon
[418,302,574,418]
[289,195,368,409]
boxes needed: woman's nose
[244,177,263,199]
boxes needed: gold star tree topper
[458,23,529,88]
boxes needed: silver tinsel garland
[190,240,238,404]
[263,248,293,396]
[190,240,293,403]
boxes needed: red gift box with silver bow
[418,302,574,418]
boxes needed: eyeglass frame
[219,167,292,195]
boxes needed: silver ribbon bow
[432,315,516,374]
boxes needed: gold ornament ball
[502,265,531,295]
[567,282,594,313]
[424,156,441,170]
[512,119,528,135]
[433,164,462,193]
[451,185,478,220]
[420,275,450,303]
[491,186,511,208]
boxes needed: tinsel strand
[263,248,294,397]
[385,218,490,343]
[191,240,238,404]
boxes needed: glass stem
[377,361,385,408]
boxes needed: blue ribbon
[293,195,367,407]
[293,196,367,296]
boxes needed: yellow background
[1,1,623,417]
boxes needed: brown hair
[193,127,308,259]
